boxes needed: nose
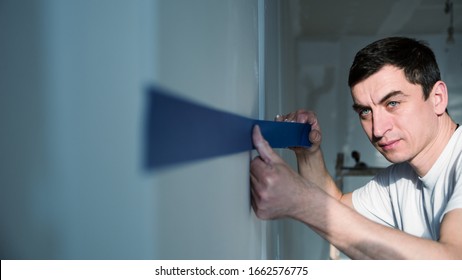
[372,111,392,139]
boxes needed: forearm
[294,184,459,259]
[295,149,341,200]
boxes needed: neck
[409,116,457,177]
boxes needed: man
[250,37,462,259]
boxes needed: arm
[250,125,462,259]
[306,192,462,259]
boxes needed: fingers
[275,113,288,122]
[275,110,322,149]
[252,125,280,164]
[251,125,299,220]
[275,112,298,122]
[304,111,318,127]
[275,110,318,127]
[309,127,322,147]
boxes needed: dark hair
[348,37,441,100]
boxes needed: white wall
[0,0,288,259]
[152,0,265,259]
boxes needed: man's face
[351,65,439,164]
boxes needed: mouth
[377,139,400,151]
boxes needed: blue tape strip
[144,86,311,169]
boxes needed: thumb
[252,125,280,164]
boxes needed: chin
[380,152,410,164]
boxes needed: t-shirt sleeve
[442,160,462,219]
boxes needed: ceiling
[290,0,462,41]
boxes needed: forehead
[351,65,414,102]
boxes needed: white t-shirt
[352,127,462,240]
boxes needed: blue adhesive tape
[144,86,311,169]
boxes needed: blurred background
[1,0,461,259]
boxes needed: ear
[431,81,448,116]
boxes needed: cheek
[403,107,434,134]
[405,117,435,146]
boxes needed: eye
[359,108,371,117]
[352,104,372,119]
[387,101,400,108]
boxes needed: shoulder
[430,127,462,179]
[448,126,462,159]
[353,162,416,200]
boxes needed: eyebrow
[378,90,405,104]
[352,90,405,112]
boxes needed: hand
[250,125,309,220]
[275,110,331,194]
[275,110,322,155]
